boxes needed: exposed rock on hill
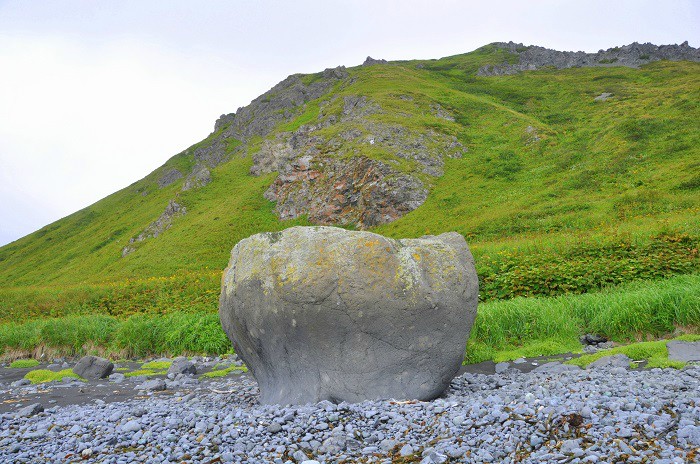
[363,56,388,66]
[478,41,700,76]
[157,168,183,188]
[249,94,464,228]
[122,200,186,256]
[216,66,349,142]
[125,40,697,252]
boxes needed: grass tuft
[201,365,248,378]
[564,336,700,369]
[125,369,168,378]
[9,359,39,368]
[25,369,82,384]
[140,361,172,370]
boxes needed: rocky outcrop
[219,226,479,405]
[478,41,700,76]
[72,356,114,380]
[181,165,211,191]
[215,66,349,142]
[363,56,388,66]
[125,67,350,257]
[250,95,465,228]
[122,200,186,256]
[157,168,183,188]
[265,155,427,228]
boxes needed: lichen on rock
[219,226,479,405]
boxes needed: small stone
[122,420,143,433]
[533,362,582,373]
[109,373,126,383]
[587,354,630,369]
[617,427,634,438]
[495,362,509,373]
[267,422,282,433]
[81,448,93,459]
[400,444,415,456]
[18,403,43,418]
[136,379,166,391]
[561,439,579,454]
[11,379,30,387]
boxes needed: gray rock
[478,41,700,76]
[181,165,211,191]
[267,422,282,433]
[123,200,186,256]
[594,93,613,102]
[580,333,608,345]
[587,354,631,369]
[136,379,166,391]
[18,403,43,417]
[109,373,125,383]
[121,420,142,433]
[363,56,388,66]
[495,362,510,373]
[533,362,582,373]
[667,340,700,362]
[11,379,30,387]
[72,356,114,380]
[157,168,183,188]
[219,226,479,404]
[167,359,197,376]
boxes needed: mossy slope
[0,44,698,318]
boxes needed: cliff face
[478,41,700,76]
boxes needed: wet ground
[0,354,578,414]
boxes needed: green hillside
[1,43,698,359]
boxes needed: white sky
[1,0,698,246]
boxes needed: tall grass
[1,274,697,362]
[0,312,230,359]
[465,273,700,362]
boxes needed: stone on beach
[219,226,479,405]
[72,356,114,380]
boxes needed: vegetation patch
[464,274,700,364]
[0,312,231,359]
[125,369,168,378]
[565,335,700,369]
[140,361,172,370]
[25,369,83,384]
[201,365,248,378]
[9,359,39,368]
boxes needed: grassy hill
[1,43,698,360]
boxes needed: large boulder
[72,355,114,380]
[219,226,479,405]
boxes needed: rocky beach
[1,356,698,463]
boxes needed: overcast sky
[1,0,698,246]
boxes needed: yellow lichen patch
[364,239,380,248]
[413,253,421,261]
